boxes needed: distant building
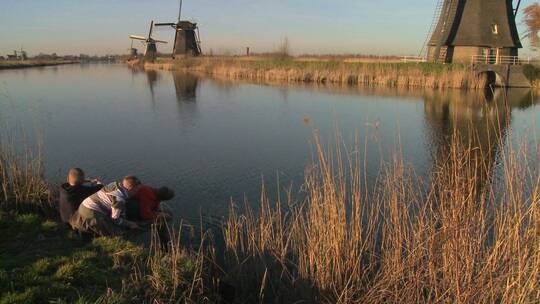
[6,51,18,60]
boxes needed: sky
[0,0,537,56]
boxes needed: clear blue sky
[0,0,536,56]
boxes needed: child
[129,185,175,221]
[58,168,103,224]
[71,176,141,237]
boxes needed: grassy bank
[139,56,489,89]
[0,211,217,303]
[0,60,79,70]
[0,212,141,303]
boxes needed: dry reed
[222,127,540,303]
[0,135,51,212]
[144,57,489,90]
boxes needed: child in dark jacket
[58,168,103,224]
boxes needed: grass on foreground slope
[0,210,212,304]
[0,137,216,304]
[0,212,143,303]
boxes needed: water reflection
[172,72,198,103]
[423,89,534,190]
[146,70,159,107]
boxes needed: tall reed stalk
[0,135,51,212]
[223,128,540,303]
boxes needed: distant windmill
[19,47,27,61]
[128,40,138,59]
[129,21,168,61]
[155,0,202,57]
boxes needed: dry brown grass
[222,127,540,303]
[0,135,51,212]
[127,220,219,302]
[144,57,488,89]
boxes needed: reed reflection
[423,89,534,191]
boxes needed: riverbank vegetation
[1,125,539,302]
[0,60,79,70]
[0,137,217,303]
[138,56,492,89]
[223,129,539,303]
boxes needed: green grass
[164,56,469,74]
[243,59,468,74]
[0,211,144,303]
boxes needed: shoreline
[0,60,80,70]
[132,56,500,90]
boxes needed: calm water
[1,64,539,217]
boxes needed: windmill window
[491,23,499,35]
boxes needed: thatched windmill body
[155,0,202,57]
[424,0,522,63]
[130,21,168,61]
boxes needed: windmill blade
[154,39,168,44]
[129,35,147,41]
[178,0,183,22]
[155,22,176,27]
[148,20,154,39]
[514,0,522,18]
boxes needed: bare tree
[523,3,540,51]
[275,37,291,60]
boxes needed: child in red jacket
[132,186,175,221]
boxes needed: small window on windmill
[491,23,499,35]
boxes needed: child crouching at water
[126,185,175,222]
[70,176,141,237]
[59,168,103,225]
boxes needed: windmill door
[482,48,498,64]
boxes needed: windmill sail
[178,0,183,22]
[129,35,147,41]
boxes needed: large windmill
[155,0,202,57]
[129,21,168,61]
[422,0,522,63]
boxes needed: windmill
[129,21,168,61]
[19,47,27,61]
[422,0,522,64]
[155,0,202,57]
[128,39,138,59]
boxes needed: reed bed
[0,60,78,70]
[0,135,51,212]
[222,129,540,303]
[147,57,488,89]
[127,220,219,303]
